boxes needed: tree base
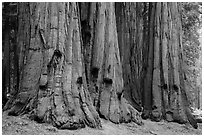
[99,91,143,125]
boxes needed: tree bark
[3,2,197,130]
[115,2,198,128]
[2,3,19,108]
[115,2,144,112]
[150,3,197,128]
[80,2,143,125]
[6,2,101,129]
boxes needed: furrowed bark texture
[3,3,19,109]
[4,2,196,130]
[116,3,197,128]
[115,3,144,112]
[79,2,143,125]
[7,2,101,129]
[150,3,197,128]
[115,2,197,128]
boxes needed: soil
[2,112,202,135]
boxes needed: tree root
[99,87,143,125]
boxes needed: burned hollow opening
[91,67,99,79]
[53,49,62,58]
[103,78,113,88]
[103,78,113,85]
[159,83,168,90]
[172,84,179,91]
[162,84,168,90]
[47,49,63,69]
[117,89,124,100]
[76,77,83,85]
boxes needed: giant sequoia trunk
[115,2,146,112]
[79,2,143,125]
[2,3,19,107]
[115,2,198,128]
[3,2,197,130]
[6,2,102,129]
[4,2,142,129]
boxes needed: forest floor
[2,112,202,135]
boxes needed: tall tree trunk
[80,2,143,125]
[6,2,101,129]
[115,2,144,112]
[2,28,10,107]
[116,2,198,128]
[4,2,197,130]
[151,3,197,128]
[2,2,19,108]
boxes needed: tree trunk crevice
[3,2,197,130]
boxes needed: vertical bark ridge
[151,2,162,121]
[82,2,143,125]
[4,2,196,130]
[6,2,102,130]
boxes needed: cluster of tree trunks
[2,2,198,129]
[115,2,197,128]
